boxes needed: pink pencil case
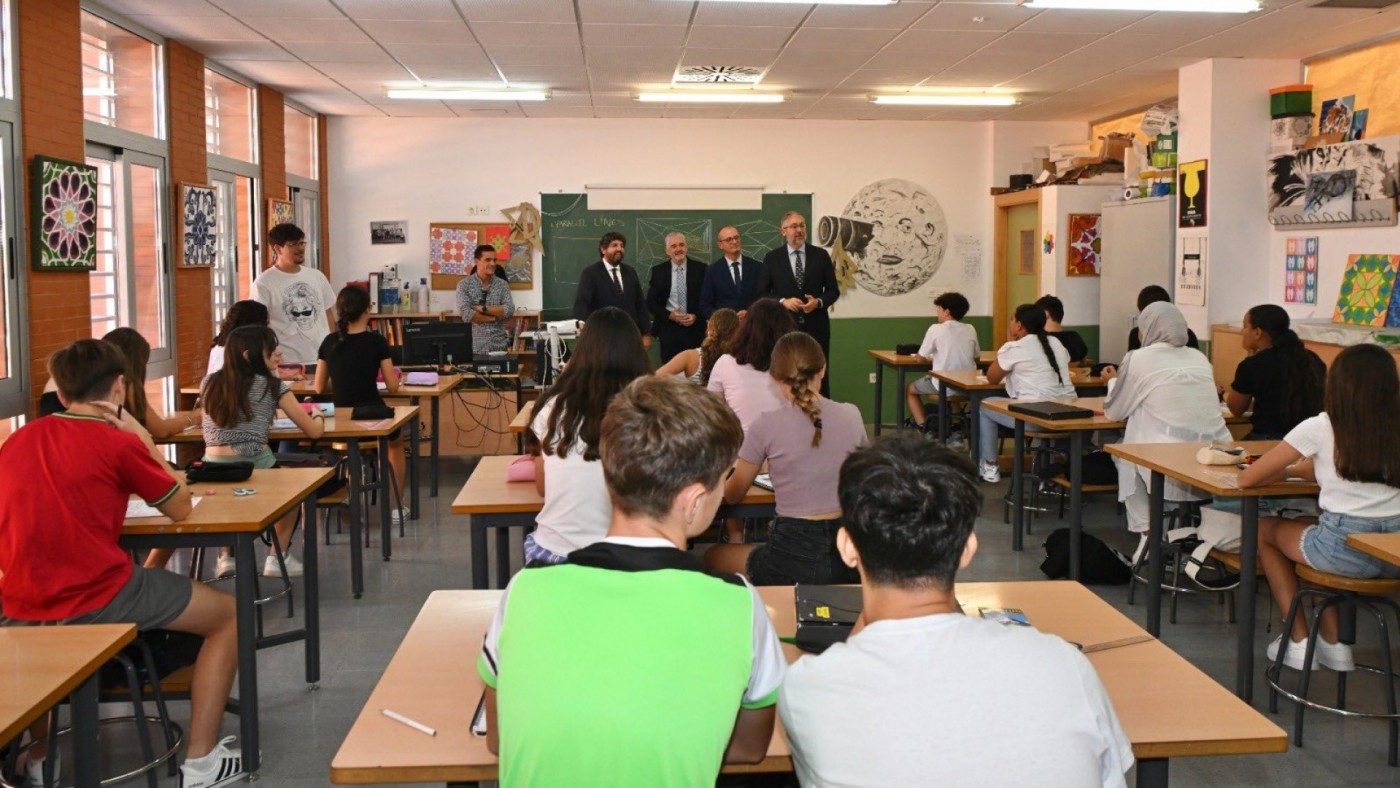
[505,455,535,483]
[299,402,334,416]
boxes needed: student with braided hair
[705,332,868,585]
[1227,304,1325,440]
[978,304,1075,483]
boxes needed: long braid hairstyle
[698,308,740,386]
[1247,304,1324,432]
[331,285,371,353]
[1014,303,1063,384]
[769,331,827,447]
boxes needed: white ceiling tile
[208,0,340,15]
[100,0,227,16]
[382,42,495,67]
[127,15,263,42]
[498,66,590,89]
[1119,10,1258,36]
[678,48,780,70]
[240,18,372,43]
[223,60,337,89]
[523,105,598,118]
[768,49,873,73]
[882,29,1002,56]
[693,2,811,28]
[913,2,1039,33]
[285,43,391,63]
[1015,9,1152,35]
[458,0,579,24]
[406,65,505,82]
[685,26,793,51]
[785,27,899,53]
[577,0,692,25]
[471,22,581,49]
[357,19,475,45]
[805,2,937,30]
[191,42,297,62]
[488,45,586,67]
[979,32,1101,56]
[663,107,737,119]
[313,62,416,84]
[335,0,464,21]
[587,47,678,71]
[593,106,667,118]
[582,24,690,49]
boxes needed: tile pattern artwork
[1066,213,1101,276]
[269,198,295,228]
[1283,236,1317,305]
[182,184,217,267]
[1333,253,1400,326]
[31,156,97,271]
[429,225,477,276]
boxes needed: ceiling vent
[1311,0,1400,8]
[675,66,762,83]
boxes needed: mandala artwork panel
[181,184,218,267]
[31,156,98,271]
[1333,254,1399,326]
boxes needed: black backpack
[1040,528,1132,585]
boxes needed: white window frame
[80,5,166,141]
[0,0,26,420]
[204,62,259,166]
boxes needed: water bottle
[417,278,430,312]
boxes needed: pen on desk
[381,708,436,737]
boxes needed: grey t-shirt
[738,397,867,517]
[780,613,1134,788]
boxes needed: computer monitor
[402,321,472,368]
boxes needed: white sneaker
[263,552,303,578]
[180,736,244,788]
[1315,638,1355,672]
[21,750,58,788]
[390,507,409,526]
[1266,634,1320,671]
[214,554,237,579]
[979,461,1001,483]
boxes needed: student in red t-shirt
[0,339,245,788]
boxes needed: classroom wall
[1038,184,1114,353]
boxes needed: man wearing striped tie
[759,211,840,395]
[647,231,709,364]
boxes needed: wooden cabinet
[1210,323,1400,387]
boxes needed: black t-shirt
[1049,330,1089,363]
[1231,345,1325,438]
[1127,326,1200,352]
[318,330,391,409]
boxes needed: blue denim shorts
[1300,511,1400,579]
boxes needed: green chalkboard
[540,192,813,319]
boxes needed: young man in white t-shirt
[906,291,979,443]
[780,436,1134,788]
[252,223,337,364]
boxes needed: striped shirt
[201,375,289,456]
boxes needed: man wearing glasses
[699,226,762,320]
[252,223,336,365]
[759,212,840,395]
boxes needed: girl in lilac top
[707,298,797,431]
[706,332,869,585]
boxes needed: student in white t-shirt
[905,291,979,437]
[251,223,337,365]
[1239,343,1400,673]
[779,436,1134,788]
[525,306,652,565]
[978,303,1074,482]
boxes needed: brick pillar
[258,85,286,269]
[167,41,212,387]
[18,0,88,413]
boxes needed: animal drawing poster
[1283,237,1318,305]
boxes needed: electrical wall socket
[467,204,491,217]
[868,373,877,384]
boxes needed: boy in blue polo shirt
[479,376,784,786]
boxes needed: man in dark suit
[646,232,708,363]
[572,231,652,345]
[758,211,840,395]
[699,225,763,319]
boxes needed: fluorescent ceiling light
[656,1,895,5]
[871,94,1019,107]
[637,92,785,104]
[385,88,549,101]
[1019,0,1259,12]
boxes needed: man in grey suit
[758,211,840,395]
[646,232,708,364]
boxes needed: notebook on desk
[1007,401,1094,421]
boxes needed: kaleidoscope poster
[31,156,97,271]
[1283,236,1317,305]
[429,223,477,276]
[1065,213,1100,276]
[1333,254,1399,326]
[180,183,217,267]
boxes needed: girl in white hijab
[1103,302,1231,537]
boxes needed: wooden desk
[508,399,534,453]
[330,583,1285,787]
[450,455,776,589]
[1347,533,1400,569]
[867,350,929,435]
[160,406,419,598]
[929,369,1107,465]
[1105,441,1319,703]
[122,468,329,777]
[1,624,137,786]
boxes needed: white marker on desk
[381,708,436,737]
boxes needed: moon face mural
[826,178,948,297]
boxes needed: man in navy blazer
[646,232,708,363]
[572,231,652,344]
[758,211,840,394]
[699,225,763,319]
